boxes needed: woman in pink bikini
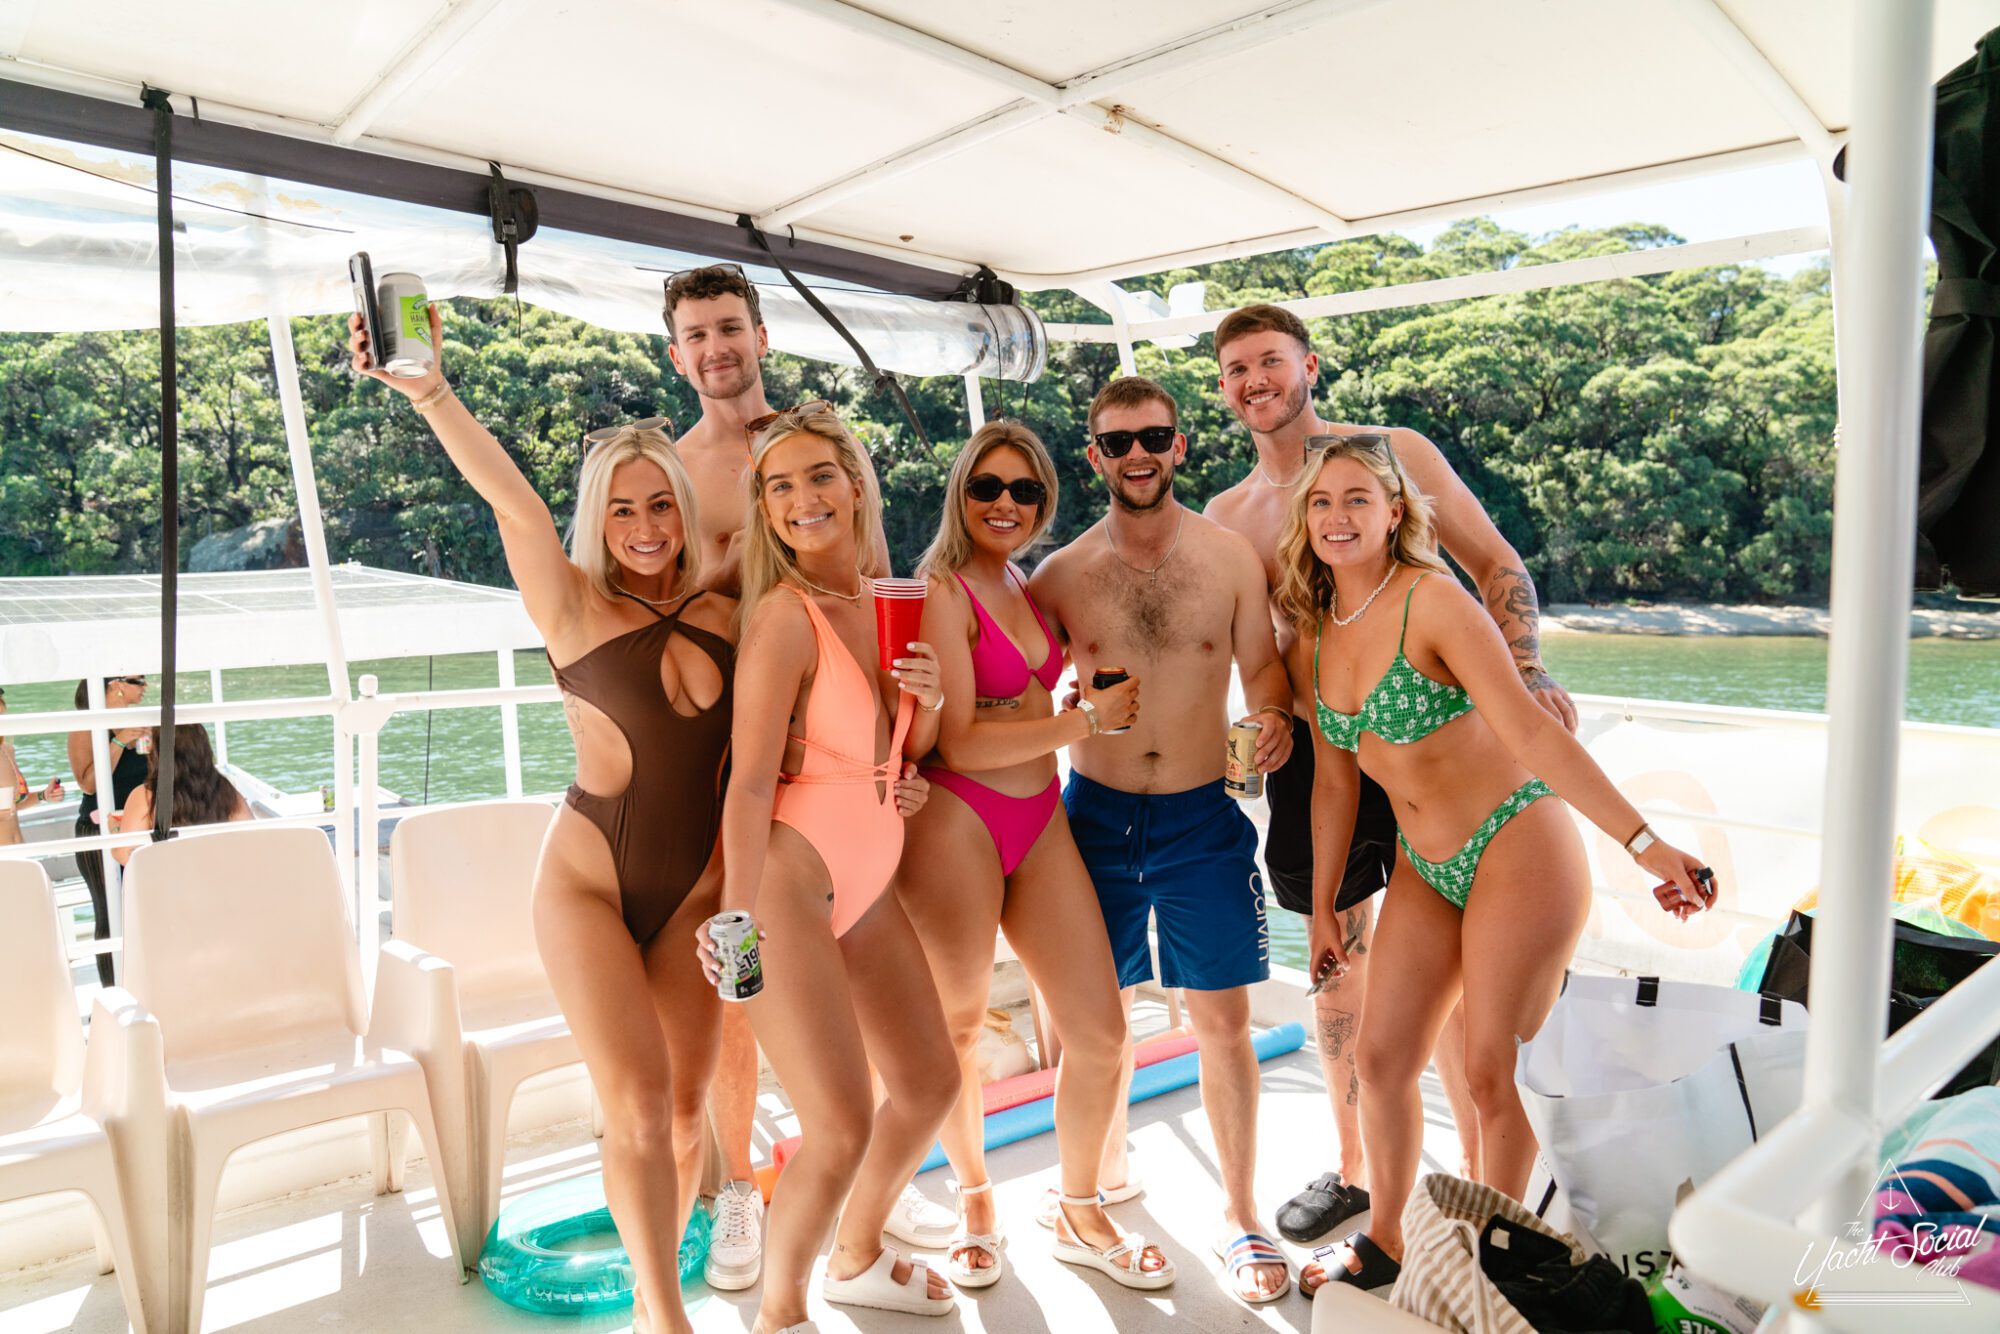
[705,403,958,1334]
[892,421,1172,1292]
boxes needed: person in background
[0,686,66,847]
[67,674,150,986]
[1202,302,1578,1245]
[660,263,920,1285]
[111,723,252,862]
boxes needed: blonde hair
[1272,433,1450,629]
[916,420,1061,580]
[740,405,884,623]
[566,426,705,603]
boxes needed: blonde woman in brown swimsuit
[352,310,730,1334]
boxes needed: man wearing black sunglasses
[1029,374,1300,1305]
[1203,302,1578,1254]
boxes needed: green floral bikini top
[1314,573,1474,753]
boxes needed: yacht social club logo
[1790,1158,1989,1309]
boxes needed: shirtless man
[1200,302,1577,1263]
[659,265,922,1291]
[1030,375,1299,1306]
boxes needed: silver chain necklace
[1257,455,1308,488]
[1329,564,1397,627]
[1106,507,1185,580]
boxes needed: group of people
[348,268,1715,1334]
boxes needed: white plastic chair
[0,859,160,1332]
[121,825,465,1334]
[383,799,590,1262]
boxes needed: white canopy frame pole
[209,667,227,767]
[497,649,522,798]
[266,300,362,935]
[84,674,120,978]
[963,373,986,431]
[1800,0,1935,1240]
[355,673,384,988]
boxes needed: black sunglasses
[113,676,147,688]
[584,416,676,449]
[1092,425,1177,458]
[966,474,1047,507]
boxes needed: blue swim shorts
[1063,772,1270,992]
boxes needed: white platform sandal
[1035,1176,1144,1228]
[821,1245,955,1316]
[945,1178,1005,1289]
[1050,1193,1176,1290]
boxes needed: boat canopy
[3,0,1995,296]
[0,567,539,680]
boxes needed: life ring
[478,1171,711,1314]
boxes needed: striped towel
[1391,1174,1588,1334]
[1874,1087,2000,1292]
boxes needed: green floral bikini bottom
[1397,778,1554,910]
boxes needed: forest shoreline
[1544,602,2000,639]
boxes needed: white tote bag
[1514,974,1809,1281]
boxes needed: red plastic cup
[872,578,927,672]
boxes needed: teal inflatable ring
[478,1171,711,1314]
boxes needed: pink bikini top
[958,568,1063,699]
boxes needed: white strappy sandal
[945,1178,1006,1289]
[1035,1176,1144,1228]
[1050,1192,1176,1290]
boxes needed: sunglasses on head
[1305,431,1393,453]
[1092,425,1177,458]
[584,417,676,450]
[665,261,747,290]
[745,399,835,442]
[966,474,1047,507]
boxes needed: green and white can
[377,272,434,378]
[707,911,764,1002]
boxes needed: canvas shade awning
[3,0,1998,293]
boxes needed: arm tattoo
[1483,565,1544,669]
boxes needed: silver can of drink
[1224,720,1263,800]
[707,911,764,1002]
[376,272,435,378]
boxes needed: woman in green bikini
[1272,434,1714,1298]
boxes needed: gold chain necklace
[792,569,866,603]
[1106,507,1185,580]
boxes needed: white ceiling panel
[362,0,1015,216]
[4,0,1997,286]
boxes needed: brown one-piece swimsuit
[549,591,733,944]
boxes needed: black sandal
[1276,1172,1371,1243]
[1308,1232,1401,1298]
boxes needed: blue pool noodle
[917,1022,1305,1174]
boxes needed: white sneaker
[882,1181,958,1249]
[704,1180,764,1291]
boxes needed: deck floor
[0,1036,1473,1334]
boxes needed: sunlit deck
[0,996,1475,1334]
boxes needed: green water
[10,636,1999,973]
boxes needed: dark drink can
[1225,720,1263,800]
[708,911,764,1002]
[376,272,435,379]
[1089,666,1132,734]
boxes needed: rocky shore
[1543,602,2000,638]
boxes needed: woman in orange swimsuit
[707,404,958,1333]
[352,310,727,1334]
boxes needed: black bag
[1757,910,2000,1097]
